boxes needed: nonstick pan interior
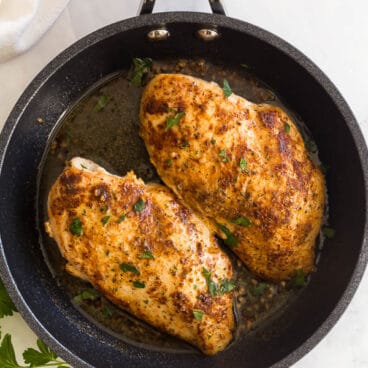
[0,13,367,368]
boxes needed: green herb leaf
[219,149,229,163]
[100,206,108,213]
[101,215,110,226]
[130,57,152,86]
[217,223,239,248]
[239,157,247,172]
[73,288,99,303]
[322,226,335,239]
[210,138,216,145]
[102,307,112,318]
[165,159,173,167]
[251,282,268,296]
[202,268,217,296]
[0,279,17,318]
[23,339,58,366]
[231,217,252,227]
[219,279,236,294]
[94,95,110,112]
[223,79,232,97]
[294,269,307,287]
[180,140,189,148]
[284,122,291,133]
[193,310,204,321]
[117,213,126,223]
[319,163,328,175]
[120,263,140,275]
[305,139,318,153]
[0,333,21,368]
[202,268,234,297]
[139,251,154,260]
[165,111,185,131]
[132,281,145,288]
[69,217,83,236]
[133,198,145,212]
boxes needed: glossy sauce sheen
[38,58,325,353]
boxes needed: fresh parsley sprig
[0,334,69,368]
[0,279,17,318]
[0,281,68,367]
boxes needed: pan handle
[138,0,226,16]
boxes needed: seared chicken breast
[45,157,234,355]
[140,74,325,281]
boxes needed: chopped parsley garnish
[139,250,155,260]
[251,283,268,296]
[202,268,218,296]
[284,122,291,133]
[217,223,238,248]
[69,217,83,236]
[305,139,318,153]
[133,198,145,212]
[223,79,232,97]
[239,157,247,172]
[322,226,335,239]
[210,138,216,145]
[130,57,152,86]
[74,288,99,302]
[294,269,307,287]
[180,140,190,148]
[319,163,328,174]
[101,215,110,226]
[120,263,140,275]
[219,149,229,162]
[193,310,204,321]
[165,111,185,131]
[102,306,112,318]
[232,217,252,227]
[117,213,126,223]
[94,95,110,112]
[219,279,236,293]
[165,159,173,167]
[132,281,145,288]
[202,268,235,297]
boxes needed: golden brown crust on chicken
[46,157,234,355]
[140,74,325,281]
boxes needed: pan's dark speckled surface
[0,12,367,368]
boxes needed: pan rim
[0,11,367,368]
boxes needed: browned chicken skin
[45,157,234,355]
[140,74,325,281]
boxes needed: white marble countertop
[1,0,368,367]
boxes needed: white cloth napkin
[0,0,69,63]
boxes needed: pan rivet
[147,29,170,41]
[197,28,219,41]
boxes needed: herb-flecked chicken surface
[45,157,235,355]
[140,74,325,281]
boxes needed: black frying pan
[1,1,368,367]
